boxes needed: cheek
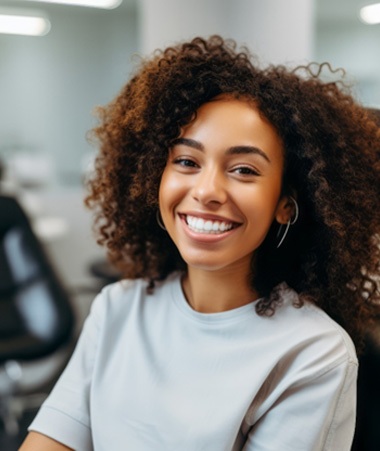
[159,170,183,212]
[237,183,282,222]
[158,188,167,216]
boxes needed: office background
[2,0,379,288]
[1,0,379,191]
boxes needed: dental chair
[0,194,75,436]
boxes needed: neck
[182,266,258,313]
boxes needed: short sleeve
[28,289,107,451]
[242,358,358,451]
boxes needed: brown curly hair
[85,35,380,349]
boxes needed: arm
[19,431,74,451]
[243,359,357,451]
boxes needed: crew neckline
[168,272,259,324]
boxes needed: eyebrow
[172,137,270,163]
[172,137,204,151]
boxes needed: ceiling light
[360,3,380,24]
[0,13,50,36]
[23,0,122,9]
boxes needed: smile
[185,215,237,234]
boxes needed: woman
[20,36,380,450]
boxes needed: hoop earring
[156,210,166,231]
[276,196,299,249]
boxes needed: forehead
[180,97,284,160]
[184,95,277,132]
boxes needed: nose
[191,167,227,206]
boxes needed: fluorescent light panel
[360,3,380,24]
[0,14,50,36]
[23,0,122,9]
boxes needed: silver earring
[276,196,299,248]
[156,210,166,231]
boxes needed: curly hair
[85,35,380,349]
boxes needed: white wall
[314,20,380,108]
[0,3,138,185]
[1,0,316,188]
[138,0,227,55]
[226,0,315,65]
[1,0,378,187]
[139,0,314,65]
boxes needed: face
[159,97,290,275]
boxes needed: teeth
[186,215,234,234]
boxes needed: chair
[0,195,75,435]
[351,107,380,451]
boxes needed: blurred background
[0,0,379,449]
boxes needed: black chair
[0,195,75,435]
[351,107,380,451]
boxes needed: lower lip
[179,215,238,243]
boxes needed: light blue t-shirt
[29,272,358,450]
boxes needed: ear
[275,196,297,225]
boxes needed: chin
[181,256,226,272]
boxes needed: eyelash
[173,157,198,168]
[232,166,260,177]
[172,158,261,178]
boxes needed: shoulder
[268,284,358,371]
[88,272,181,327]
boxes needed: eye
[231,166,260,177]
[173,157,199,168]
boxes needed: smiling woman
[19,35,380,451]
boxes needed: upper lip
[179,212,241,225]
